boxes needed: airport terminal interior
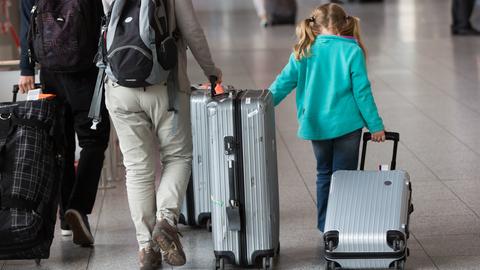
[1,0,480,269]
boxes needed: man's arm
[19,0,35,76]
[174,0,221,81]
[18,0,36,92]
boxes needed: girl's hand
[371,130,386,142]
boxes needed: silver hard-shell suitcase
[324,132,413,270]
[179,87,214,227]
[179,82,227,227]
[208,90,280,270]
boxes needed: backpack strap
[166,0,178,113]
[88,11,111,130]
[167,0,176,37]
[167,67,178,112]
[27,1,40,66]
[88,68,106,130]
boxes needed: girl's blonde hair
[293,3,367,60]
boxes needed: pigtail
[294,18,318,60]
[341,16,367,58]
[351,17,367,58]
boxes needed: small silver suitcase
[324,132,413,270]
[208,90,280,270]
[179,84,219,227]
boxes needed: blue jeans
[312,129,362,232]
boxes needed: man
[19,0,110,246]
[452,0,480,35]
[101,0,222,269]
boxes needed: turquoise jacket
[269,35,384,140]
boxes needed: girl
[269,3,385,233]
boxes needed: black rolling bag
[0,85,62,264]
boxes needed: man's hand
[18,76,35,94]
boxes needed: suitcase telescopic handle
[12,84,43,102]
[359,131,400,171]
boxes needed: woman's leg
[312,139,334,232]
[253,0,266,17]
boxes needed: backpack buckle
[90,119,100,130]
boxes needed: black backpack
[102,0,177,88]
[28,0,103,72]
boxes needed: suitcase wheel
[326,240,336,252]
[215,257,225,270]
[206,218,212,232]
[35,259,41,266]
[392,259,405,270]
[393,239,405,251]
[324,260,337,270]
[262,256,273,270]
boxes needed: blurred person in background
[253,0,268,27]
[452,0,479,35]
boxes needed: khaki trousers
[105,80,192,249]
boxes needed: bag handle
[209,76,218,97]
[359,132,400,170]
[13,84,43,102]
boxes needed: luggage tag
[26,88,56,101]
[26,89,42,101]
[226,202,241,232]
[192,83,224,93]
[379,164,390,171]
[224,149,242,232]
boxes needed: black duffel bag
[0,85,62,262]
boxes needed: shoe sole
[154,233,186,266]
[61,229,73,237]
[65,210,94,246]
[140,262,162,270]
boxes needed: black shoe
[65,209,94,246]
[60,220,73,236]
[452,27,480,36]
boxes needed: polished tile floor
[2,0,480,269]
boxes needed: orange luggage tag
[38,94,56,100]
[26,88,56,100]
[214,84,225,94]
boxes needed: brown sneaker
[139,246,162,270]
[152,219,186,266]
